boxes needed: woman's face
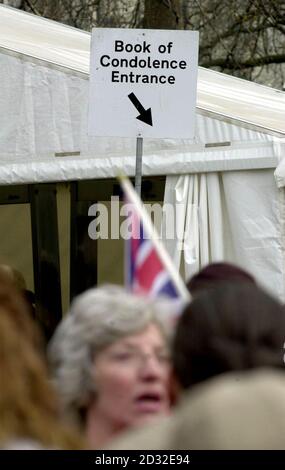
[90,323,171,431]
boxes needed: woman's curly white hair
[48,284,174,425]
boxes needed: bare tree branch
[1,0,284,89]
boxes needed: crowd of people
[1,261,285,450]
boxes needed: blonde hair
[0,279,84,449]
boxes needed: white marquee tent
[1,5,285,299]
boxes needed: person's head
[187,262,255,296]
[48,285,172,444]
[0,264,36,324]
[0,271,42,353]
[173,283,285,391]
[0,279,83,449]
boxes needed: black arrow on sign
[128,92,153,127]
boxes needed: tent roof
[0,4,284,137]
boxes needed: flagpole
[135,137,143,196]
[119,175,191,302]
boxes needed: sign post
[135,136,143,196]
[88,28,199,195]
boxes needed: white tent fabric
[274,140,285,188]
[0,50,280,184]
[0,47,281,185]
[162,170,285,300]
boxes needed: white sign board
[88,28,199,139]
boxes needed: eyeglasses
[107,349,170,367]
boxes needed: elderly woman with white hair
[48,285,174,449]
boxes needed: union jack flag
[120,176,189,301]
